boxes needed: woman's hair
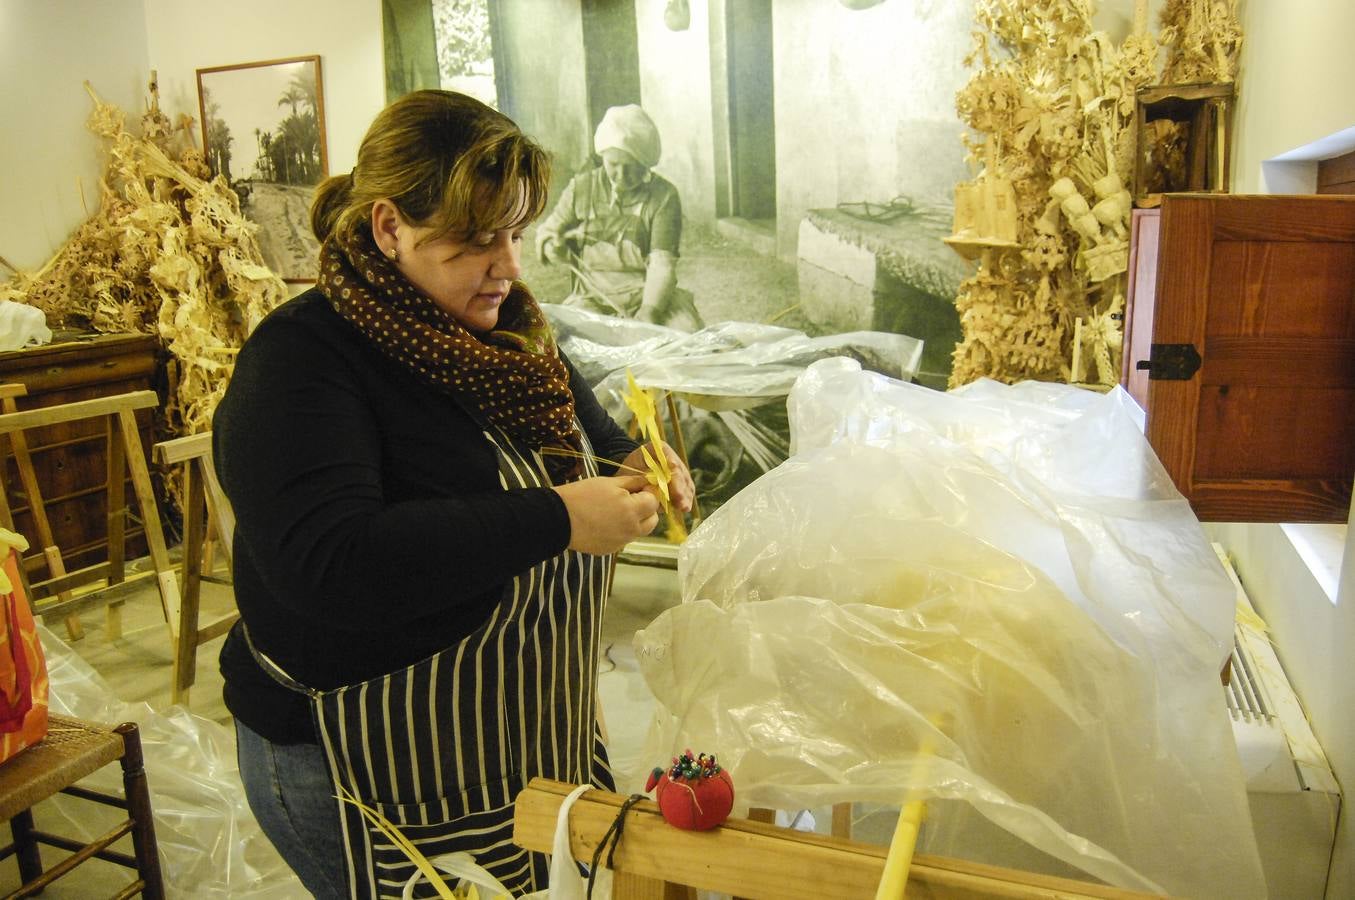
[311,90,551,246]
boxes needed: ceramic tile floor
[0,560,702,897]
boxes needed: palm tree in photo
[202,88,234,183]
[258,130,277,182]
[276,67,322,184]
[288,69,319,117]
[267,127,292,185]
[280,116,309,185]
[295,110,321,182]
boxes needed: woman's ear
[370,199,403,258]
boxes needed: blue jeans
[235,720,347,899]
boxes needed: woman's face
[393,224,524,332]
[600,148,648,194]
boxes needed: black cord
[586,792,646,899]
[835,195,951,227]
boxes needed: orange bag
[0,530,48,765]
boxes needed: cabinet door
[1147,194,1355,522]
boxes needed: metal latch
[1135,343,1201,380]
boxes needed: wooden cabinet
[0,333,161,573]
[1122,194,1355,523]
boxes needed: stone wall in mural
[383,0,985,526]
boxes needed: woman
[535,104,704,330]
[213,90,693,899]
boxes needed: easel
[153,431,237,706]
[513,779,1168,899]
[0,389,182,661]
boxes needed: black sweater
[214,290,637,743]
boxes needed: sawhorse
[513,778,1167,899]
[153,431,237,706]
[0,389,181,670]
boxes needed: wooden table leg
[832,802,853,840]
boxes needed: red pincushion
[652,768,735,831]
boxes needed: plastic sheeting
[36,623,300,898]
[634,359,1266,899]
[544,303,923,413]
[544,303,923,508]
[0,300,51,351]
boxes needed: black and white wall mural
[383,0,976,523]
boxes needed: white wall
[1334,517,1355,897]
[773,0,973,258]
[1232,0,1355,192]
[636,0,717,223]
[1217,4,1355,897]
[0,0,383,273]
[0,0,150,270]
[1210,511,1355,900]
[141,0,384,176]
[494,1,589,184]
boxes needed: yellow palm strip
[623,369,659,435]
[541,446,647,477]
[544,445,686,542]
[336,785,459,899]
[874,721,941,899]
[626,370,687,543]
[641,444,688,543]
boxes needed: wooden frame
[195,55,328,283]
[513,779,1167,899]
[0,390,182,647]
[154,431,237,706]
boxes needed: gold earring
[387,247,399,261]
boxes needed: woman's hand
[619,441,695,513]
[554,475,660,555]
[537,236,563,266]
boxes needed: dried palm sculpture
[947,0,1240,389]
[0,77,286,440]
[1159,0,1244,85]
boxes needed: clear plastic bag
[0,300,51,351]
[545,303,923,509]
[635,359,1265,899]
[400,851,519,899]
[544,303,923,413]
[399,783,609,900]
[37,623,302,898]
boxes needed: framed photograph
[196,55,328,283]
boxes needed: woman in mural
[213,89,692,898]
[536,104,705,331]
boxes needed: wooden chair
[0,391,182,653]
[513,778,1167,900]
[0,715,165,899]
[153,431,236,707]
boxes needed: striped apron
[249,424,615,898]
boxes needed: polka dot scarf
[319,229,585,483]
